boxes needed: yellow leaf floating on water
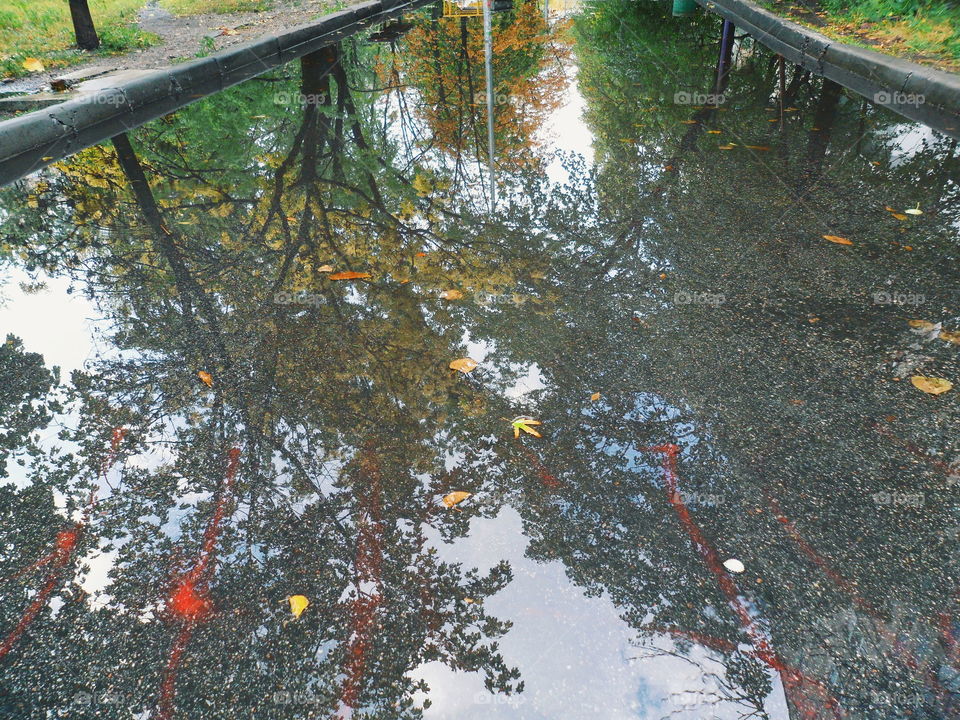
[891,213,908,220]
[706,130,722,134]
[910,376,953,395]
[22,57,45,73]
[822,235,853,246]
[197,370,214,388]
[717,144,736,150]
[288,595,309,618]
[939,330,960,345]
[904,204,923,215]
[449,358,478,374]
[440,289,464,300]
[317,264,334,273]
[328,271,371,280]
[443,491,472,508]
[511,416,542,439]
[591,392,601,402]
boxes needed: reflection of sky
[0,268,96,375]
[415,507,788,719]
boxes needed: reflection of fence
[442,0,482,16]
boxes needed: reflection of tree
[0,39,533,719]
[0,8,958,720]
[391,2,571,180]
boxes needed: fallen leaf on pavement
[511,416,542,438]
[198,371,214,388]
[288,595,309,618]
[910,376,953,395]
[822,235,853,245]
[328,271,371,280]
[443,491,472,508]
[449,358,478,374]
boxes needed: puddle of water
[0,2,957,719]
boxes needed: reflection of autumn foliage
[395,3,571,167]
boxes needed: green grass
[0,0,160,79]
[159,0,271,14]
[768,0,960,68]
[0,0,279,80]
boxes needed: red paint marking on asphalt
[519,446,562,488]
[157,447,240,718]
[335,445,385,717]
[642,443,844,720]
[0,428,126,660]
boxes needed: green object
[672,0,698,16]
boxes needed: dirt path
[2,0,350,95]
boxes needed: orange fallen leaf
[891,213,908,220]
[328,271,371,280]
[440,290,464,300]
[822,235,853,246]
[198,370,214,388]
[442,491,472,508]
[590,392,601,402]
[745,145,771,151]
[449,358,478,374]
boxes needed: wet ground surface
[0,1,958,718]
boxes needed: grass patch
[764,0,960,69]
[159,0,272,15]
[0,0,159,79]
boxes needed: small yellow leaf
[891,213,908,220]
[511,416,542,438]
[328,271,371,280]
[317,264,334,273]
[908,319,937,331]
[440,289,464,300]
[22,57,45,73]
[706,130,721,134]
[288,595,309,618]
[822,235,853,246]
[910,376,953,395]
[464,597,476,604]
[449,358,478,374]
[443,491,472,508]
[939,330,960,345]
[197,370,214,388]
[717,144,736,150]
[904,206,923,215]
[590,392,601,402]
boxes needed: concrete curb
[699,0,960,138]
[0,0,433,187]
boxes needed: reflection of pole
[715,19,734,93]
[482,0,496,211]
